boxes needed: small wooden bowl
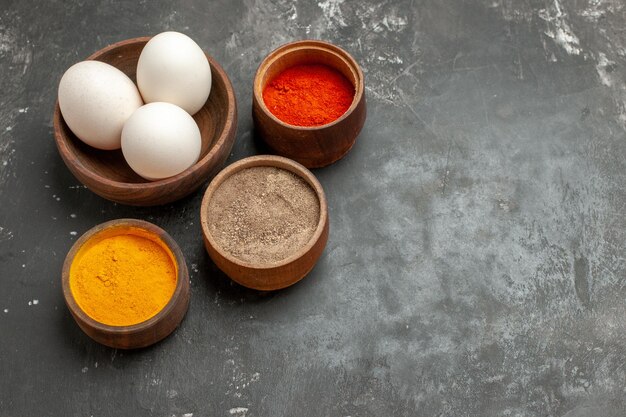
[252,40,366,168]
[62,219,190,349]
[200,155,329,290]
[53,37,237,206]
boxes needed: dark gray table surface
[2,0,626,416]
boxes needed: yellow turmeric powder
[69,228,177,326]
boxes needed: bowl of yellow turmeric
[62,219,190,349]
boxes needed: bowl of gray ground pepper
[200,155,329,290]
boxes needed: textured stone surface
[1,0,626,416]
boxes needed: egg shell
[121,102,202,181]
[137,32,212,115]
[58,60,143,150]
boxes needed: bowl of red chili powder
[253,40,366,168]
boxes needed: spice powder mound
[262,64,355,127]
[69,231,177,326]
[207,167,320,264]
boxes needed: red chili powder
[262,64,355,127]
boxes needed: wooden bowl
[62,219,190,349]
[200,155,329,290]
[252,40,366,168]
[53,37,237,206]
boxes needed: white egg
[121,102,202,180]
[58,61,143,150]
[137,32,212,115]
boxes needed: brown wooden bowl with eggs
[53,36,237,206]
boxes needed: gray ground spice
[207,166,320,264]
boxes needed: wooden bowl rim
[61,218,189,335]
[200,155,328,269]
[53,36,236,191]
[253,39,364,131]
